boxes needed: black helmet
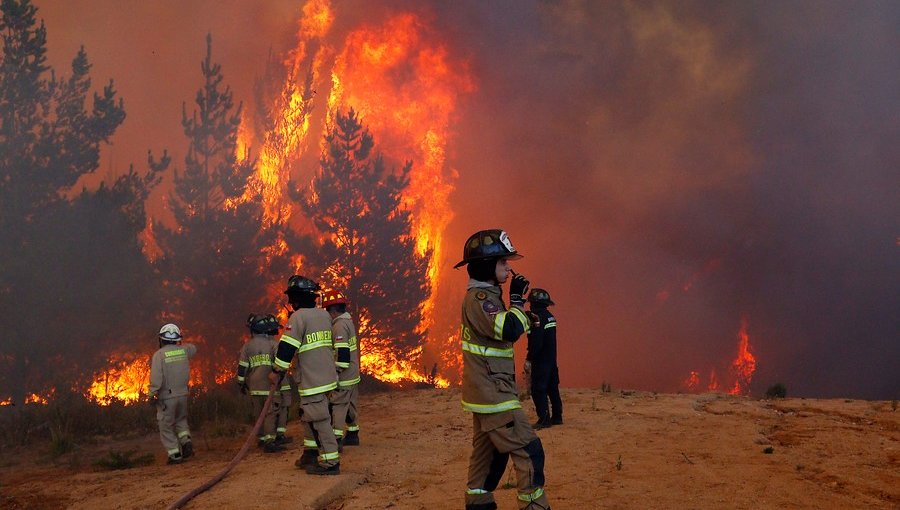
[453,229,523,268]
[528,288,555,306]
[284,275,320,295]
[247,313,282,334]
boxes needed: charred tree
[0,0,160,405]
[155,34,289,385]
[300,108,431,370]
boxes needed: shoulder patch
[482,300,499,314]
[475,291,487,300]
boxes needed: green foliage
[94,449,154,470]
[155,34,291,382]
[0,0,162,405]
[299,108,431,370]
[765,383,787,399]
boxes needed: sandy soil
[1,388,898,509]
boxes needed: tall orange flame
[683,317,757,395]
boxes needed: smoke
[34,0,899,398]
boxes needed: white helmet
[158,323,182,342]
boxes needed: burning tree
[155,34,291,386]
[299,108,431,382]
[0,0,162,404]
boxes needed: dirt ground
[1,388,898,509]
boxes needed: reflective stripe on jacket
[274,307,338,396]
[460,282,530,413]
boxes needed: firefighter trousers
[277,389,292,436]
[531,365,562,422]
[156,395,191,457]
[252,393,280,442]
[301,392,340,467]
[466,409,550,510]
[330,384,359,438]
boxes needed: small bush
[94,449,154,470]
[765,383,787,399]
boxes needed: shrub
[94,449,154,470]
[765,383,787,399]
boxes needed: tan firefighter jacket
[274,307,338,397]
[332,312,360,388]
[236,333,275,396]
[149,343,197,400]
[460,280,531,414]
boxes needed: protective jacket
[149,343,197,400]
[460,280,531,414]
[332,312,360,388]
[526,308,557,368]
[237,333,276,396]
[274,307,338,396]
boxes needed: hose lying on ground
[167,383,275,510]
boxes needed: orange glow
[683,370,699,391]
[25,392,50,405]
[0,397,13,406]
[88,355,151,404]
[684,317,757,395]
[327,11,474,383]
[728,317,756,395]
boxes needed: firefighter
[265,315,293,446]
[149,323,197,465]
[269,275,341,475]
[455,229,551,510]
[237,314,284,453]
[525,288,562,429]
[323,289,361,447]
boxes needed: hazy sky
[36,0,899,399]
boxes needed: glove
[509,274,530,305]
[148,394,159,408]
[237,382,248,395]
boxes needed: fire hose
[166,381,276,510]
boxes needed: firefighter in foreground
[236,314,284,453]
[149,323,198,465]
[323,289,361,446]
[525,288,562,429]
[269,275,341,475]
[456,229,551,510]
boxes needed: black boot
[343,430,360,446]
[464,503,497,510]
[274,434,293,445]
[263,441,286,453]
[294,449,317,468]
[167,453,184,465]
[181,441,194,459]
[532,417,552,430]
[550,415,563,426]
[305,462,340,476]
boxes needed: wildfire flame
[682,317,757,395]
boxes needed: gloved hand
[509,274,530,305]
[238,382,248,395]
[148,394,159,408]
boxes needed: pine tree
[301,108,431,374]
[0,0,158,404]
[156,34,288,385]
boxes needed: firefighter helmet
[322,289,347,307]
[263,314,282,335]
[453,229,523,268]
[284,275,321,295]
[158,323,182,342]
[528,288,555,306]
[247,313,280,334]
